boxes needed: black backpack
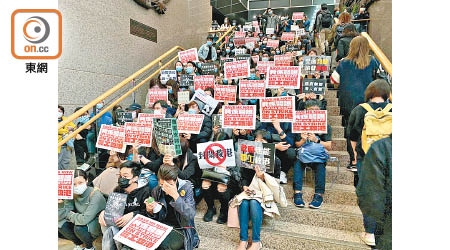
[320,11,333,28]
[334,24,346,46]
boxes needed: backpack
[360,103,392,153]
[334,24,346,46]
[297,140,329,163]
[321,11,333,28]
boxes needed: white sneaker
[280,171,287,184]
[84,247,95,250]
[360,232,376,246]
[73,246,83,250]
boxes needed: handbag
[201,169,229,185]
[297,141,329,163]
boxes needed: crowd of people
[58,4,392,250]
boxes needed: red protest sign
[266,66,301,89]
[260,96,295,122]
[253,21,259,27]
[239,80,266,99]
[274,55,292,66]
[251,55,259,63]
[96,125,126,153]
[222,105,257,129]
[245,37,256,47]
[233,37,246,46]
[292,12,304,21]
[178,48,198,64]
[293,110,328,134]
[214,84,237,103]
[194,75,215,91]
[177,114,204,134]
[148,89,168,107]
[224,60,250,80]
[266,39,279,48]
[124,122,153,147]
[114,214,172,250]
[235,31,245,38]
[137,113,165,125]
[257,61,275,75]
[281,32,295,41]
[58,170,74,199]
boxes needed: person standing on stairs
[198,36,217,63]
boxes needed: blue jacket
[257,122,295,147]
[198,43,217,61]
[90,110,112,129]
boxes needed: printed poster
[148,89,168,107]
[224,60,250,80]
[266,66,301,89]
[236,140,275,173]
[222,105,257,129]
[214,84,237,103]
[104,192,127,227]
[196,140,235,169]
[190,89,219,116]
[58,170,74,199]
[153,118,182,156]
[194,75,215,91]
[260,96,295,122]
[274,55,292,66]
[281,32,295,42]
[178,48,198,64]
[176,114,204,134]
[257,61,274,75]
[292,110,328,134]
[292,12,304,21]
[124,122,152,147]
[96,125,126,153]
[180,74,194,87]
[160,70,177,84]
[238,80,266,99]
[302,78,326,95]
[177,91,191,105]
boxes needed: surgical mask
[229,43,234,47]
[127,154,134,161]
[226,49,230,53]
[298,42,302,46]
[78,115,89,125]
[281,91,287,96]
[255,48,259,52]
[73,183,87,195]
[232,49,235,53]
[168,89,173,94]
[58,111,63,119]
[229,38,233,42]
[250,73,256,79]
[276,51,280,54]
[207,41,212,46]
[118,177,133,189]
[186,67,194,74]
[188,109,197,115]
[259,33,263,37]
[263,41,267,44]
[272,36,276,40]
[153,109,162,115]
[176,66,183,72]
[223,79,228,84]
[262,57,269,62]
[214,68,218,73]
[96,103,103,109]
[249,99,258,104]
[268,11,273,15]
[197,62,202,68]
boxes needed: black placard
[235,54,251,62]
[286,44,300,52]
[302,78,326,95]
[180,74,194,87]
[104,192,127,227]
[200,63,217,75]
[116,112,133,125]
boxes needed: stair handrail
[219,30,235,49]
[215,26,235,48]
[361,32,392,77]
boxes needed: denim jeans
[293,160,326,194]
[59,222,94,248]
[357,160,376,234]
[86,130,96,154]
[239,199,263,242]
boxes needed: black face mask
[119,177,133,189]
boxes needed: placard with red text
[58,170,74,200]
[222,105,257,129]
[235,31,245,38]
[239,80,266,99]
[281,32,295,41]
[214,84,237,103]
[292,12,304,21]
[148,89,168,107]
[260,96,295,122]
[292,110,328,134]
[194,75,215,91]
[266,66,301,89]
[96,125,126,153]
[178,48,198,64]
[137,113,165,125]
[224,60,250,80]
[124,122,152,147]
[177,114,205,134]
[274,55,292,66]
[266,39,279,48]
[256,61,274,75]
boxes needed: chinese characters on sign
[153,118,182,156]
[147,89,168,107]
[58,170,74,199]
[224,60,250,80]
[176,114,205,134]
[274,55,292,66]
[266,66,301,89]
[237,140,275,173]
[124,122,152,147]
[302,78,326,95]
[25,62,48,73]
[302,56,331,75]
[178,48,198,64]
[96,125,126,153]
[194,75,215,91]
[180,74,194,87]
[160,70,177,84]
[196,140,235,169]
[260,96,295,122]
[214,84,237,103]
[292,110,328,134]
[239,80,266,99]
[222,105,257,129]
[281,32,295,42]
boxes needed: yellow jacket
[58,116,75,153]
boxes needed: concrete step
[328,151,350,167]
[328,115,342,127]
[283,182,358,206]
[324,89,338,99]
[332,138,347,151]
[327,105,341,116]
[285,164,355,186]
[331,125,345,139]
[327,97,339,106]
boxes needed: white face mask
[58,111,63,118]
[153,110,162,115]
[131,111,137,119]
[73,183,87,195]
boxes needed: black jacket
[139,147,163,174]
[173,148,202,188]
[336,34,356,62]
[114,184,151,217]
[190,115,212,152]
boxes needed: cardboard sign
[236,140,275,173]
[96,125,126,153]
[153,118,182,156]
[266,66,301,89]
[148,89,168,107]
[222,105,256,129]
[58,170,74,199]
[194,75,215,91]
[266,39,279,48]
[137,113,165,125]
[212,114,222,128]
[281,32,295,42]
[293,110,328,134]
[239,80,266,99]
[266,28,275,35]
[292,12,304,21]
[176,113,204,134]
[235,54,251,62]
[302,56,331,75]
[177,91,191,105]
[114,214,172,250]
[104,192,127,227]
[160,70,177,84]
[260,96,295,122]
[196,140,235,169]
[124,122,152,147]
[201,63,218,75]
[224,60,250,80]
[178,48,198,64]
[190,89,219,116]
[116,112,133,125]
[180,74,194,87]
[234,48,247,56]
[251,55,259,63]
[274,55,292,66]
[302,78,326,95]
[257,61,275,75]
[235,31,245,38]
[214,84,237,103]
[233,37,246,46]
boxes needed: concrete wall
[368,0,392,62]
[58,0,212,115]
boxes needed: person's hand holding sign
[115,212,134,228]
[163,154,175,166]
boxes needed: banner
[266,39,279,48]
[153,118,182,156]
[180,74,194,87]
[114,214,172,250]
[302,78,326,95]
[212,114,222,128]
[257,61,274,75]
[266,66,301,89]
[196,140,235,169]
[293,110,328,134]
[148,89,168,107]
[160,70,177,84]
[274,55,292,66]
[116,112,133,125]
[239,80,266,99]
[58,170,74,199]
[176,113,204,134]
[235,31,245,38]
[260,96,295,122]
[233,37,246,46]
[190,89,219,116]
[222,105,256,129]
[124,122,152,147]
[224,60,250,80]
[302,56,331,75]
[137,113,165,125]
[194,75,215,91]
[200,63,218,75]
[177,91,190,105]
[236,140,275,173]
[104,192,127,227]
[281,32,295,41]
[96,125,126,153]
[214,84,237,103]
[292,12,304,21]
[178,48,198,64]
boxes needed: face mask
[176,66,183,72]
[131,112,137,119]
[262,57,269,62]
[249,99,258,104]
[186,67,194,74]
[259,34,263,37]
[168,89,173,94]
[229,38,233,42]
[268,11,273,15]
[78,115,89,125]
[232,49,235,53]
[229,43,234,47]
[223,79,228,84]
[276,51,280,54]
[73,183,87,195]
[189,86,195,92]
[214,68,218,73]
[188,109,197,115]
[58,111,63,119]
[336,11,340,16]
[207,41,212,46]
[255,48,259,52]
[272,36,276,40]
[96,103,103,109]
[281,91,287,96]
[197,62,202,68]
[153,109,162,115]
[250,73,256,79]
[226,49,230,53]
[298,42,302,46]
[119,177,133,189]
[126,154,134,161]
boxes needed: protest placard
[245,37,256,47]
[222,105,256,129]
[257,61,275,75]
[286,44,301,52]
[177,91,190,105]
[124,122,152,147]
[104,192,127,227]
[233,37,246,46]
[234,48,247,56]
[153,118,182,156]
[281,32,295,42]
[96,124,126,153]
[178,48,198,64]
[266,28,275,34]
[235,54,251,62]
[291,25,299,31]
[236,140,275,173]
[296,28,306,37]
[274,55,292,66]
[292,12,304,21]
[176,113,204,134]
[147,89,168,107]
[180,74,194,87]
[214,84,237,103]
[302,78,326,95]
[252,20,259,27]
[116,112,133,125]
[194,75,215,91]
[160,70,177,84]
[137,113,165,125]
[251,55,259,63]
[200,63,217,75]
[293,110,328,134]
[235,31,245,38]
[302,56,331,75]
[239,80,266,99]
[266,39,279,48]
[58,170,74,199]
[190,89,219,116]
[224,60,250,80]
[260,96,295,122]
[114,214,172,250]
[196,140,235,169]
[266,66,301,89]
[212,114,222,128]
[220,57,234,68]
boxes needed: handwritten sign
[266,66,301,89]
[178,48,198,64]
[293,110,328,134]
[104,192,127,227]
[196,140,235,169]
[302,78,326,95]
[224,60,250,80]
[281,32,295,42]
[239,80,266,99]
[222,105,256,129]
[260,96,295,122]
[266,28,275,35]
[177,114,204,134]
[160,70,177,84]
[148,89,168,107]
[177,91,190,105]
[194,75,215,91]
[214,84,237,103]
[58,170,74,199]
[96,125,126,153]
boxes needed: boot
[202,187,216,222]
[217,189,230,224]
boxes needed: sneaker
[280,171,287,184]
[73,246,83,250]
[309,194,323,209]
[293,192,305,208]
[84,247,95,250]
[203,207,216,222]
[360,232,376,246]
[346,164,357,172]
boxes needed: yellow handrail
[215,26,235,48]
[58,45,184,130]
[219,30,235,49]
[361,32,392,77]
